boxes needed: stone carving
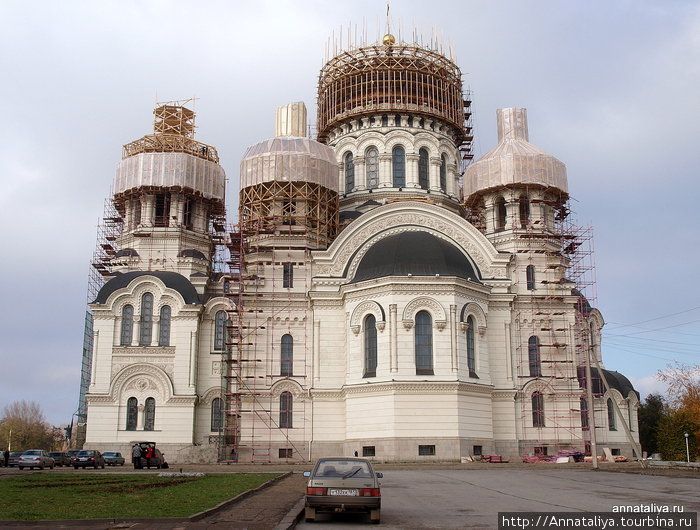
[402,297,447,322]
[349,300,385,328]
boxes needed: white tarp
[240,137,339,192]
[114,152,226,200]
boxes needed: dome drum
[317,44,468,145]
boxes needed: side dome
[463,108,567,198]
[351,231,480,283]
[240,136,339,192]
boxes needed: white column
[390,304,398,372]
[450,304,458,372]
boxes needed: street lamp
[684,433,690,463]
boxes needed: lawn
[0,472,281,520]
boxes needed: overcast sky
[1,0,698,426]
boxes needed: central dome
[351,231,479,283]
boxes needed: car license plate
[328,488,358,496]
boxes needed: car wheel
[50,464,54,469]
[370,508,381,524]
[74,465,79,470]
[18,466,23,470]
[102,463,105,469]
[304,506,316,522]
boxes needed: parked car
[303,457,382,523]
[71,450,105,469]
[49,452,70,467]
[133,442,167,469]
[103,451,125,466]
[18,450,55,470]
[8,452,23,467]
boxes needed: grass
[0,472,281,520]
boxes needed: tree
[637,393,665,456]
[656,409,699,461]
[0,401,56,451]
[657,363,700,423]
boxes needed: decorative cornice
[311,380,495,398]
[113,346,175,356]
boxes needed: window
[528,336,542,377]
[535,446,548,456]
[526,265,536,291]
[418,148,429,189]
[362,446,376,457]
[139,293,153,346]
[214,310,227,351]
[466,316,477,377]
[126,397,137,431]
[519,195,530,228]
[279,392,293,428]
[496,197,507,231]
[120,305,134,346]
[211,397,223,431]
[344,152,354,192]
[283,263,293,288]
[154,193,170,227]
[364,314,377,377]
[183,198,194,229]
[281,334,293,376]
[159,305,171,346]
[611,448,621,456]
[532,392,545,427]
[133,200,142,226]
[144,397,155,431]
[580,398,589,430]
[418,444,436,456]
[365,147,379,189]
[279,448,293,459]
[628,399,634,431]
[607,398,617,431]
[473,445,483,456]
[392,145,405,187]
[415,310,434,375]
[282,200,296,225]
[440,154,447,192]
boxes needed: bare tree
[0,400,55,450]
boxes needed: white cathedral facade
[83,32,639,464]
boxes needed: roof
[351,231,480,283]
[578,367,638,398]
[93,271,200,305]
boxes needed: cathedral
[81,27,640,463]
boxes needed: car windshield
[24,450,42,456]
[77,451,94,456]
[314,459,372,478]
[104,452,117,456]
[49,452,62,456]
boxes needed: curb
[274,498,306,530]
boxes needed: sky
[0,0,698,426]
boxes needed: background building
[82,29,640,463]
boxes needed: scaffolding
[484,188,601,459]
[316,41,473,163]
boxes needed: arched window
[214,310,227,351]
[126,397,138,430]
[158,305,171,346]
[364,314,377,377]
[532,392,545,427]
[211,397,223,432]
[580,398,589,429]
[120,305,134,346]
[607,398,617,431]
[344,152,354,192]
[279,392,293,428]
[365,147,379,189]
[281,334,293,376]
[528,336,541,377]
[440,154,447,192]
[466,316,477,377]
[415,310,433,375]
[526,265,536,291]
[392,145,405,187]
[628,398,634,431]
[519,195,530,228]
[418,148,429,189]
[496,197,507,231]
[144,397,155,431]
[139,293,153,346]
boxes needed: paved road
[296,469,700,529]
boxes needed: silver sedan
[17,450,55,470]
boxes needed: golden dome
[382,33,395,46]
